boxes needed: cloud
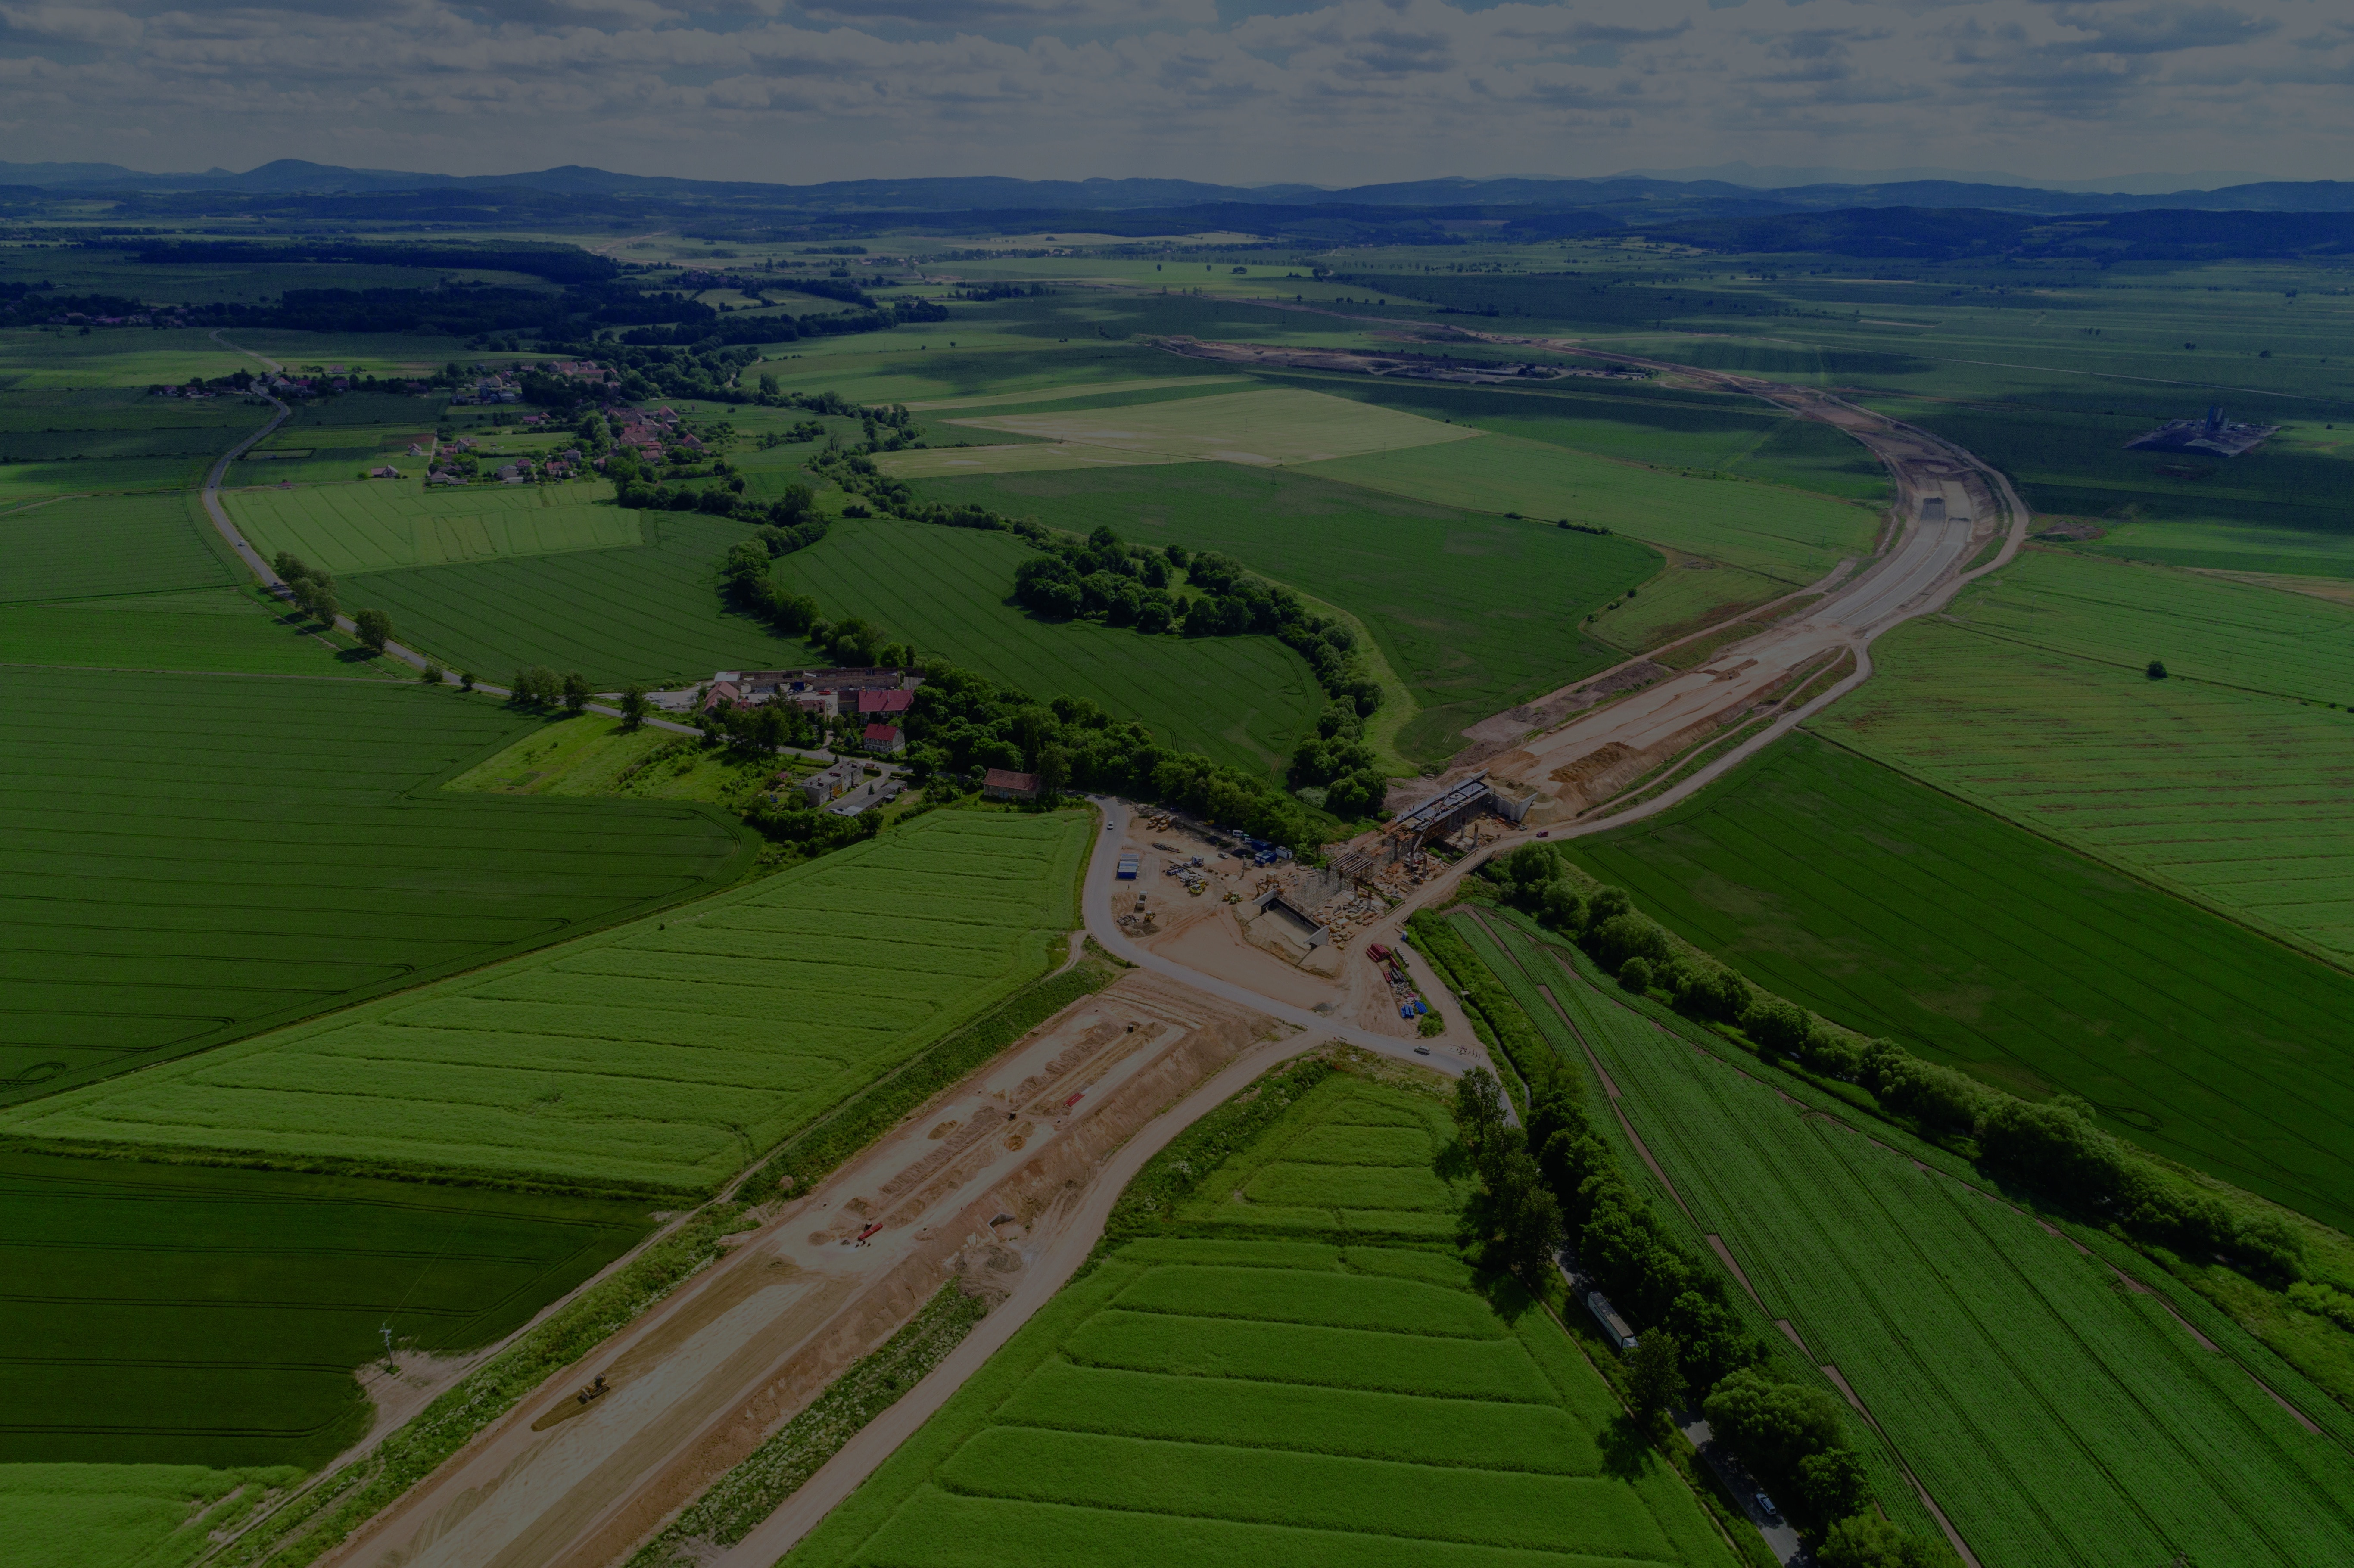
[0,0,2344,184]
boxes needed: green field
[336,512,792,687]
[774,516,1320,777]
[227,480,641,576]
[0,586,405,677]
[2087,516,2354,579]
[882,386,1479,477]
[909,464,1657,762]
[2,492,236,602]
[1558,733,2354,1232]
[0,669,754,1104]
[228,424,436,488]
[1301,431,1879,586]
[786,1064,1742,1568]
[1457,911,2354,1568]
[0,388,265,468]
[0,1462,299,1568]
[0,1150,650,1467]
[0,809,1090,1193]
[1813,586,2354,962]
[0,327,259,389]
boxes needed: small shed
[983,768,1040,800]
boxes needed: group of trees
[1490,845,2312,1285]
[1008,526,1383,718]
[271,552,389,650]
[1286,702,1389,818]
[509,666,592,710]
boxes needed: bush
[1816,1512,1960,1568]
[1618,955,1653,992]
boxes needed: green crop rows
[0,809,1090,1193]
[1559,732,2354,1232]
[0,669,753,1104]
[2,492,236,603]
[908,463,1657,762]
[0,1149,648,1468]
[337,512,794,686]
[227,479,641,576]
[0,586,402,678]
[0,1461,299,1568]
[785,1066,1741,1568]
[774,515,1320,778]
[1815,584,2354,962]
[1461,912,2354,1568]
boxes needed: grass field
[1458,911,2354,1568]
[785,1064,1743,1568]
[2087,516,2354,579]
[1301,431,1880,586]
[0,388,266,467]
[0,327,259,389]
[227,480,641,576]
[228,424,435,488]
[1557,733,2354,1233]
[882,386,1479,477]
[0,669,754,1104]
[0,809,1091,1193]
[337,512,796,686]
[0,587,405,677]
[1813,596,2354,962]
[0,1462,300,1568]
[908,464,1655,763]
[774,516,1320,777]
[0,1150,650,1467]
[1,491,237,602]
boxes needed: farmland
[1812,578,2354,961]
[226,479,641,576]
[785,1061,1744,1568]
[773,516,1321,776]
[0,669,753,1104]
[1456,911,2354,1568]
[0,1149,649,1468]
[0,586,405,676]
[1303,431,1880,588]
[1557,733,2354,1232]
[879,385,1479,477]
[2,491,237,602]
[337,512,791,687]
[0,1462,299,1568]
[907,463,1656,762]
[0,809,1092,1193]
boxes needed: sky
[0,0,2347,188]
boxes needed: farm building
[984,768,1041,800]
[799,759,865,807]
[857,688,913,717]
[862,724,903,754]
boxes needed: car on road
[1413,1045,1431,1056]
[1755,1491,1778,1521]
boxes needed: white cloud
[0,0,2344,183]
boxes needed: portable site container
[1115,855,1140,880]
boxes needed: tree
[1618,955,1654,993]
[352,608,392,652]
[420,662,444,684]
[308,586,340,627]
[1450,1067,1509,1164]
[1797,1447,1871,1521]
[1702,1369,1847,1487]
[1815,1513,1959,1568]
[561,671,591,712]
[1460,1139,1566,1285]
[1627,1328,1686,1419]
[273,551,311,584]
[2145,659,2168,680]
[619,683,650,731]
[1036,743,1071,796]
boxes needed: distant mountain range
[3,158,2351,216]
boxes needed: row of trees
[1489,846,2311,1285]
[270,552,389,650]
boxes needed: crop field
[0,1149,650,1467]
[786,1066,1741,1568]
[0,669,753,1104]
[227,424,435,488]
[1929,548,2354,705]
[2086,516,2354,579]
[0,1461,299,1568]
[881,386,1479,478]
[1,491,236,602]
[227,480,641,576]
[0,586,403,676]
[774,516,1320,776]
[0,327,258,389]
[909,464,1655,762]
[1559,733,2354,1232]
[1302,431,1881,586]
[337,511,796,686]
[1587,558,1794,653]
[0,810,1091,1192]
[1457,912,2354,1568]
[0,387,266,466]
[1814,603,2354,961]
